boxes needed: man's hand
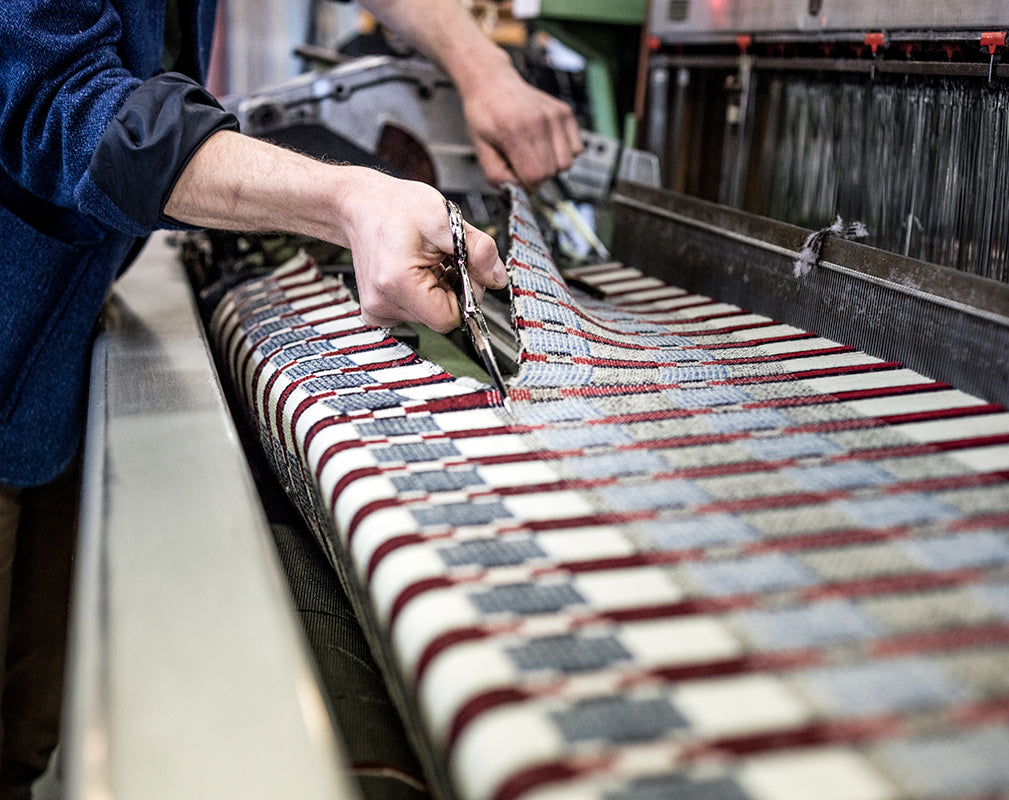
[163,132,506,333]
[359,0,583,191]
[340,170,507,332]
[461,65,583,191]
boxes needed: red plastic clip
[865,32,885,55]
[981,31,1007,55]
[647,34,661,52]
[736,34,752,54]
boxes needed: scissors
[444,199,512,414]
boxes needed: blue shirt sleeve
[0,0,237,237]
[81,72,239,234]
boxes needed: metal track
[611,182,1009,406]
[651,53,1009,80]
[65,233,357,800]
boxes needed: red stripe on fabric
[364,373,455,391]
[803,568,985,602]
[685,333,818,350]
[335,335,403,355]
[719,360,903,385]
[951,511,1009,531]
[364,534,428,581]
[315,439,382,479]
[579,270,644,286]
[954,697,1009,727]
[748,382,949,408]
[447,688,534,750]
[658,310,747,325]
[674,320,781,337]
[585,407,715,426]
[694,489,850,515]
[744,526,911,554]
[839,434,1009,461]
[786,410,1004,437]
[601,286,699,301]
[680,717,902,761]
[492,761,600,800]
[556,549,704,574]
[388,576,460,628]
[570,356,674,368]
[615,299,717,315]
[524,510,658,531]
[514,289,744,341]
[648,650,824,684]
[560,328,654,350]
[415,625,516,686]
[877,403,1006,425]
[882,471,1009,494]
[700,345,854,366]
[264,289,346,319]
[329,466,384,505]
[348,498,407,546]
[596,595,757,624]
[872,622,1009,657]
[341,354,423,373]
[557,383,684,398]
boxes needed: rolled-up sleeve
[80,73,238,233]
[0,0,238,237]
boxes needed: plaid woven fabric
[211,185,1009,800]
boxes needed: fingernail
[493,262,508,287]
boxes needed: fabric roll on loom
[212,183,1009,800]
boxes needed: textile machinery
[62,3,1009,800]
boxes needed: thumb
[464,222,508,291]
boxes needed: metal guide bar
[651,54,1009,80]
[610,183,1009,406]
[648,0,1008,41]
[65,233,358,800]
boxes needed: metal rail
[651,53,1009,80]
[64,233,358,800]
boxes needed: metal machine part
[650,0,1008,42]
[643,0,1009,283]
[228,55,492,196]
[65,234,358,800]
[611,181,1009,408]
[559,129,661,202]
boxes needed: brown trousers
[0,462,78,800]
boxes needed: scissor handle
[445,200,477,317]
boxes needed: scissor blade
[446,199,512,413]
[464,314,512,413]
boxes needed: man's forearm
[162,130,359,243]
[162,128,507,334]
[357,0,514,97]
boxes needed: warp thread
[793,216,869,277]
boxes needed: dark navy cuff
[86,72,239,232]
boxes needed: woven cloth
[211,185,1009,800]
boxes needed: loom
[60,3,1009,800]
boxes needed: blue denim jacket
[0,0,237,486]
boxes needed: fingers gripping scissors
[444,200,512,414]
